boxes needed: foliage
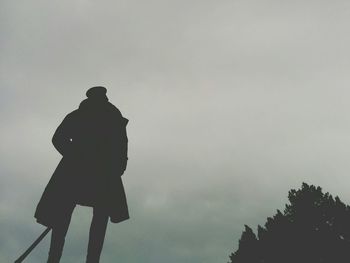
[228,183,350,263]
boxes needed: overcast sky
[2,1,350,262]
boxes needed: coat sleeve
[120,118,129,173]
[52,114,74,156]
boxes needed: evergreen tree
[229,225,259,263]
[228,183,350,263]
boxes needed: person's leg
[47,206,75,263]
[86,207,109,263]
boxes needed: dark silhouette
[228,183,350,263]
[34,87,129,263]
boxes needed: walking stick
[14,227,51,263]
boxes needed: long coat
[35,99,129,227]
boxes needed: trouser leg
[86,207,109,263]
[47,206,75,263]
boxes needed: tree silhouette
[228,183,350,263]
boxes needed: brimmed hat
[86,86,107,98]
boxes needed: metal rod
[14,227,51,263]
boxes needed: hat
[86,86,107,98]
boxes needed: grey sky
[2,1,350,262]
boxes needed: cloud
[2,0,350,262]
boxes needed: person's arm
[52,114,73,156]
[120,118,129,175]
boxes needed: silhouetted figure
[35,87,129,263]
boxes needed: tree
[228,183,350,263]
[229,225,259,263]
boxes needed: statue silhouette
[34,87,129,263]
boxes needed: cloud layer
[2,1,350,262]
